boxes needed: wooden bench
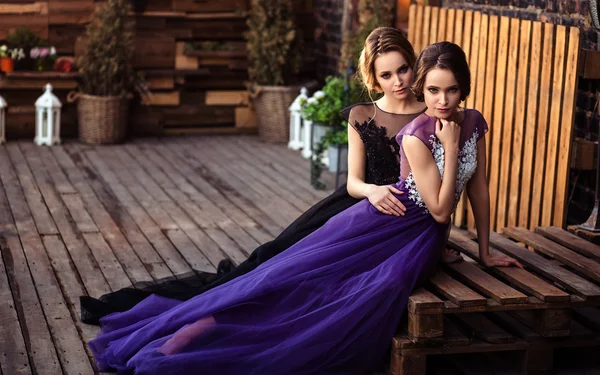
[407,5,581,233]
[392,226,600,375]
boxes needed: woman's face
[423,67,461,119]
[373,51,414,101]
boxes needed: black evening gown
[80,103,424,324]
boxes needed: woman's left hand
[481,254,524,268]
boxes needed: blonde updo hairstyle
[357,27,416,93]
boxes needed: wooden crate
[393,226,600,375]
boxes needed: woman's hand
[366,185,406,216]
[435,118,461,151]
[481,254,524,268]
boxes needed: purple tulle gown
[89,109,488,375]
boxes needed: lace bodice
[396,109,488,214]
[342,103,424,185]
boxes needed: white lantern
[0,94,6,144]
[34,83,62,146]
[288,87,308,150]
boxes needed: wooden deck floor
[0,136,334,375]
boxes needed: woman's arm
[402,120,460,224]
[346,124,370,199]
[467,138,523,268]
[346,125,407,216]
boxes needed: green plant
[77,0,138,97]
[245,0,303,86]
[340,0,395,73]
[5,28,47,51]
[302,76,347,127]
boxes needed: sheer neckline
[374,102,426,116]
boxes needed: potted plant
[30,46,58,72]
[5,27,45,71]
[245,0,304,143]
[70,0,141,144]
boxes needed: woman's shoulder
[341,102,375,122]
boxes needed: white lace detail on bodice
[405,131,479,214]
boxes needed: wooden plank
[579,48,600,78]
[179,138,304,225]
[65,144,206,275]
[408,4,417,46]
[0,235,31,375]
[205,90,249,106]
[235,107,257,129]
[19,143,113,298]
[485,15,503,231]
[48,0,94,24]
[445,257,529,304]
[464,10,480,111]
[61,193,99,233]
[408,287,445,313]
[491,311,543,342]
[146,91,181,106]
[151,140,282,238]
[422,6,431,51]
[542,25,567,227]
[414,4,424,54]
[128,143,270,251]
[509,309,571,337]
[445,8,455,42]
[453,9,464,48]
[0,147,90,374]
[110,147,248,266]
[429,270,487,307]
[429,6,439,45]
[454,313,516,344]
[508,20,531,228]
[0,2,48,14]
[495,17,520,231]
[469,11,487,227]
[50,146,184,279]
[554,27,580,226]
[529,22,555,229]
[172,0,248,12]
[535,226,600,261]
[146,76,175,90]
[503,227,600,283]
[518,21,542,228]
[486,230,600,301]
[6,144,58,236]
[448,230,570,302]
[437,7,447,44]
[408,310,444,341]
[87,147,214,273]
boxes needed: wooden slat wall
[407,4,580,232]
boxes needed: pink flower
[39,48,49,57]
[30,47,40,59]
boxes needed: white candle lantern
[34,83,62,146]
[288,87,308,150]
[0,94,6,144]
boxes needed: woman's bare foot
[442,248,463,264]
[158,316,216,355]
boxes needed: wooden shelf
[185,50,246,58]
[3,72,79,79]
[129,11,246,19]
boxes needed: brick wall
[312,0,345,80]
[441,0,599,225]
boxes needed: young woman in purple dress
[88,41,522,375]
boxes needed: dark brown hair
[411,42,470,102]
[357,27,416,93]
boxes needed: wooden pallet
[392,226,600,374]
[392,309,600,375]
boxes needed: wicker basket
[250,85,300,143]
[69,92,129,144]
